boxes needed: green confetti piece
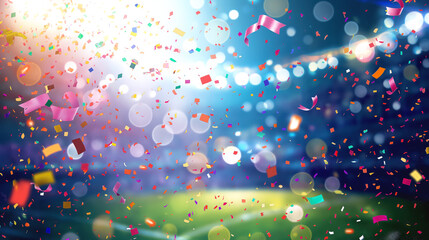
[363,129,368,133]
[118,73,123,78]
[49,45,54,50]
[95,41,104,48]
[45,100,53,107]
[348,145,354,149]
[257,132,265,138]
[122,58,127,62]
[148,23,152,27]
[17,59,23,63]
[225,74,228,78]
[195,48,201,52]
[11,12,16,18]
[78,33,83,39]
[170,58,176,62]
[28,52,32,56]
[175,85,181,89]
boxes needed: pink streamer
[33,183,52,193]
[298,95,318,111]
[373,215,388,224]
[19,91,79,121]
[386,77,398,95]
[244,15,286,46]
[113,182,121,196]
[386,0,404,16]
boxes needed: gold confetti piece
[42,143,62,157]
[173,28,185,37]
[410,170,422,183]
[33,170,55,186]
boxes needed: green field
[51,190,426,240]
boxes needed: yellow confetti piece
[33,170,55,186]
[410,170,422,183]
[42,143,62,157]
[173,28,185,37]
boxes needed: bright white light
[309,62,318,72]
[405,11,424,32]
[215,52,226,63]
[149,90,157,98]
[249,73,262,85]
[118,84,129,94]
[266,59,273,66]
[274,64,283,72]
[425,13,429,24]
[235,72,249,86]
[65,61,77,74]
[214,76,227,89]
[293,66,304,77]
[276,68,290,82]
[190,0,204,9]
[227,46,235,54]
[328,57,338,67]
[183,39,197,51]
[317,59,327,69]
[287,27,296,37]
[384,18,394,28]
[229,10,239,20]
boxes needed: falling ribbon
[32,183,53,193]
[244,15,286,46]
[19,91,79,121]
[386,77,398,95]
[386,0,404,16]
[373,215,388,224]
[298,95,318,111]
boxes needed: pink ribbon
[19,91,79,121]
[244,15,286,46]
[298,95,318,111]
[32,183,53,193]
[386,0,404,16]
[386,77,398,95]
[373,215,388,224]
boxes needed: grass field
[45,190,426,240]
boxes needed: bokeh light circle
[377,31,398,53]
[276,68,290,82]
[250,73,262,85]
[313,1,334,22]
[67,143,84,160]
[252,150,276,173]
[324,176,340,192]
[128,103,153,128]
[130,143,145,158]
[235,72,249,86]
[72,181,88,197]
[208,225,230,240]
[250,232,267,240]
[65,61,77,74]
[162,223,178,236]
[344,21,359,36]
[16,62,42,86]
[61,232,79,240]
[229,10,239,20]
[350,101,362,113]
[263,0,289,18]
[286,204,304,222]
[190,0,204,9]
[152,125,174,146]
[305,138,327,159]
[403,65,418,81]
[205,19,230,45]
[92,215,113,239]
[384,18,394,28]
[190,113,211,134]
[293,66,305,77]
[405,11,424,32]
[222,146,241,165]
[163,110,188,134]
[354,85,367,98]
[328,57,338,67]
[214,136,233,152]
[186,152,209,174]
[290,225,312,240]
[290,172,314,196]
